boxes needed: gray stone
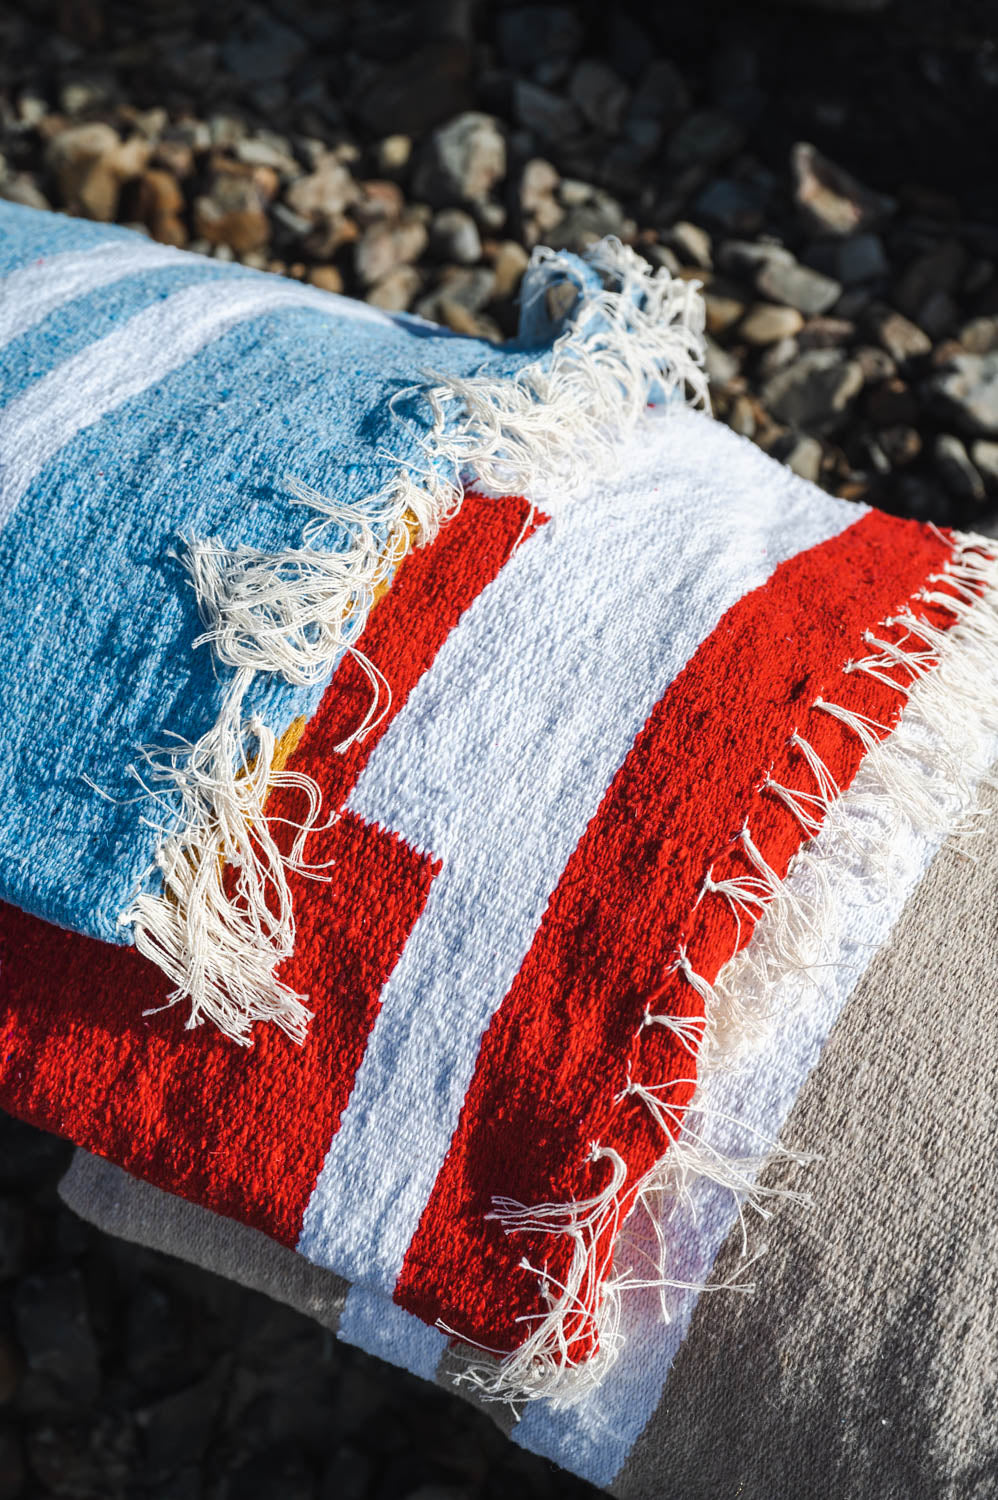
[284,153,358,222]
[703,335,740,388]
[780,434,824,483]
[739,303,805,345]
[411,112,506,207]
[628,58,691,129]
[933,434,986,502]
[758,336,800,377]
[755,257,842,316]
[761,349,864,433]
[797,316,855,349]
[791,142,896,237]
[960,316,998,354]
[354,216,429,287]
[569,60,629,135]
[928,353,998,437]
[546,192,624,253]
[13,1271,100,1412]
[918,290,959,339]
[221,9,306,83]
[367,266,423,311]
[854,345,897,383]
[879,424,922,467]
[716,238,795,280]
[692,179,768,234]
[497,6,583,69]
[513,80,582,143]
[971,440,998,490]
[895,239,967,321]
[864,304,933,364]
[667,221,712,270]
[430,207,481,264]
[667,111,745,169]
[704,289,747,336]
[803,232,889,286]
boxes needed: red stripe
[394,510,954,1351]
[0,494,535,1243]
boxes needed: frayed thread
[121,237,709,1043]
[447,531,998,1409]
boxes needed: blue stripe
[0,286,533,941]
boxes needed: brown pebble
[307,265,345,294]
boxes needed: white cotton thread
[122,236,710,1044]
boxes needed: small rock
[430,207,481,264]
[803,232,889,286]
[797,316,855,349]
[46,123,149,220]
[865,304,933,364]
[59,75,114,117]
[761,349,864,433]
[220,11,307,83]
[13,1271,100,1413]
[644,243,681,275]
[194,168,270,254]
[779,433,824,483]
[739,303,804,345]
[667,221,712,270]
[880,425,923,467]
[854,345,897,383]
[918,290,959,339]
[234,136,301,179]
[755,256,842,316]
[960,316,998,354]
[132,168,186,246]
[513,80,582,144]
[667,110,745,169]
[758,336,800,377]
[285,152,358,222]
[546,192,624,253]
[519,157,562,235]
[352,180,406,227]
[704,290,746,335]
[928,353,998,437]
[569,60,629,135]
[367,266,422,311]
[374,134,413,178]
[934,434,986,502]
[703,335,740,388]
[895,239,967,321]
[692,178,768,234]
[865,377,918,427]
[355,216,429,287]
[307,265,344,294]
[489,239,530,301]
[626,57,691,143]
[716,238,795,279]
[412,112,506,206]
[791,142,895,237]
[0,173,52,211]
[970,440,998,490]
[728,394,757,437]
[497,6,583,70]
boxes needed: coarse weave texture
[59,756,998,1495]
[0,201,707,1044]
[3,388,998,1423]
[3,208,998,1423]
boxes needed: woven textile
[2,204,998,1476]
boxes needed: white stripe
[297,407,865,1292]
[0,240,191,349]
[0,276,391,532]
[513,685,998,1487]
[337,1284,448,1380]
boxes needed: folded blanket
[2,203,998,1490]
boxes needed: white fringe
[121,237,710,1042]
[448,531,998,1408]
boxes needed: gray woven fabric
[617,777,998,1500]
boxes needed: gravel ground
[1,2,997,1497]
